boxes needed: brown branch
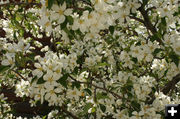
[129,15,144,24]
[161,73,180,95]
[0,28,6,38]
[60,105,79,119]
[11,69,27,81]
[69,75,123,99]
[138,5,163,45]
[146,6,156,12]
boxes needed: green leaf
[66,16,74,25]
[72,81,80,89]
[142,0,148,6]
[37,77,46,84]
[99,104,106,112]
[97,62,110,67]
[57,73,69,88]
[96,92,109,100]
[83,88,92,96]
[169,52,179,67]
[131,100,141,111]
[153,48,163,55]
[42,115,47,119]
[80,103,92,115]
[72,67,78,75]
[15,14,23,21]
[0,65,10,73]
[91,107,96,113]
[48,0,55,9]
[31,76,38,84]
[150,33,161,42]
[109,26,114,34]
[131,57,138,63]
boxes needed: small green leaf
[153,48,163,55]
[48,0,55,9]
[131,57,138,63]
[83,88,92,96]
[37,77,46,84]
[57,73,69,88]
[91,107,96,113]
[72,67,78,75]
[96,92,109,100]
[99,104,106,112]
[131,100,141,111]
[0,65,10,73]
[66,16,74,25]
[109,26,114,34]
[97,62,110,67]
[31,76,38,84]
[80,103,92,115]
[72,81,80,89]
[42,116,47,119]
[169,52,179,67]
[142,0,148,6]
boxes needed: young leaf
[57,73,69,88]
[0,65,10,73]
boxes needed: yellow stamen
[45,21,50,27]
[59,10,64,15]
[79,19,84,24]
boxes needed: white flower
[85,57,96,67]
[44,86,62,105]
[51,2,72,24]
[43,71,59,88]
[1,53,15,66]
[38,16,52,33]
[67,88,82,100]
[15,79,30,97]
[47,110,59,119]
[130,45,143,61]
[128,0,141,13]
[72,16,88,33]
[173,39,180,55]
[82,10,98,27]
[16,40,30,51]
[32,63,44,78]
[123,58,133,69]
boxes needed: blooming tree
[0,0,180,118]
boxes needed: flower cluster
[0,0,180,118]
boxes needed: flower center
[45,21,50,27]
[59,10,64,15]
[79,19,84,24]
[72,91,77,95]
[88,14,93,19]
[48,77,53,83]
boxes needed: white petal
[58,15,65,24]
[1,59,10,66]
[64,9,72,16]
[61,2,66,10]
[52,4,60,12]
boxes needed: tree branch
[161,73,180,95]
[129,15,144,24]
[138,6,163,45]
[69,75,123,99]
[60,105,79,119]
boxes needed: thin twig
[69,75,123,99]
[12,70,27,81]
[129,15,144,24]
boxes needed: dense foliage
[0,0,180,118]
